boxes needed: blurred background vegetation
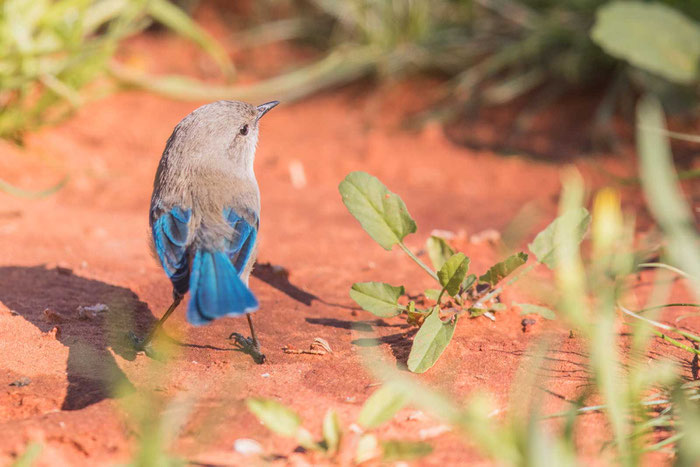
[2,0,700,145]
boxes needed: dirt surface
[0,7,697,466]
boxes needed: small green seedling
[339,171,590,373]
[246,383,431,464]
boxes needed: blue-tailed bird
[143,100,278,362]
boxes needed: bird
[140,100,278,362]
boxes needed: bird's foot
[229,332,266,364]
[127,331,165,361]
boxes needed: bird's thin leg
[142,295,182,348]
[229,314,266,363]
[246,314,261,350]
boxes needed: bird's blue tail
[187,250,258,325]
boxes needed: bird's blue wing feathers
[222,206,258,274]
[152,206,191,295]
[186,206,259,325]
[187,250,258,325]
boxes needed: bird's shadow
[0,265,157,411]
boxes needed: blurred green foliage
[0,0,231,143]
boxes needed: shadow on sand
[0,265,156,410]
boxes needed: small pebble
[470,228,501,245]
[55,266,73,276]
[261,373,270,378]
[521,318,536,333]
[419,424,451,440]
[234,438,263,455]
[43,308,66,323]
[9,377,31,387]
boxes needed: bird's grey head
[164,100,278,177]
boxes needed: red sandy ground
[0,7,697,466]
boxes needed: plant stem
[399,242,439,282]
[638,262,694,281]
[650,330,700,356]
[472,262,537,309]
[619,304,700,344]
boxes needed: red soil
[0,6,696,466]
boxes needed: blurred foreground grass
[3,0,700,147]
[115,0,700,135]
[0,0,232,143]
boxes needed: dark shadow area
[306,317,412,332]
[0,265,157,410]
[351,330,417,368]
[253,262,318,306]
[253,262,359,311]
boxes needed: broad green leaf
[382,440,433,461]
[407,309,457,373]
[437,253,470,297]
[349,282,405,318]
[529,208,591,269]
[426,236,455,270]
[358,384,408,429]
[517,302,556,320]
[355,434,380,464]
[424,289,441,301]
[478,252,528,286]
[246,398,301,438]
[339,172,417,250]
[592,1,700,84]
[322,409,341,454]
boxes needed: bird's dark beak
[256,101,279,122]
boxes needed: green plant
[338,171,590,373]
[0,0,232,143]
[123,0,700,140]
[246,389,433,464]
[347,94,700,464]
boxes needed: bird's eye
[239,124,249,136]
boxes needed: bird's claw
[229,332,266,364]
[127,331,165,361]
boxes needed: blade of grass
[0,176,68,199]
[637,95,700,298]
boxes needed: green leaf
[462,274,477,291]
[355,434,380,464]
[592,1,700,85]
[339,172,417,250]
[424,289,441,301]
[407,308,457,373]
[517,303,556,320]
[437,253,470,297]
[322,409,341,454]
[246,398,301,438]
[349,282,405,318]
[529,208,591,269]
[358,384,408,429]
[382,440,433,461]
[478,252,528,286]
[426,236,455,270]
